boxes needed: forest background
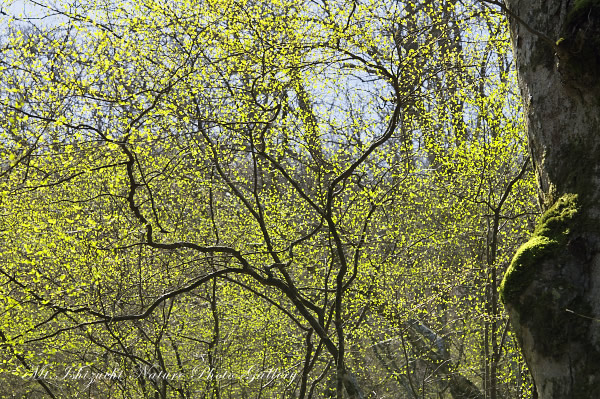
[0,0,539,398]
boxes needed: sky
[1,0,61,30]
[3,0,48,19]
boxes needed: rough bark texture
[501,0,600,398]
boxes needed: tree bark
[500,0,600,397]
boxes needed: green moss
[500,237,559,303]
[534,193,579,237]
[500,194,579,304]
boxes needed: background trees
[1,0,535,397]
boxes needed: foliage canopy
[0,0,536,397]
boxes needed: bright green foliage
[0,0,536,397]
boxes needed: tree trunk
[500,0,600,397]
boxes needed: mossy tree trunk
[501,0,600,397]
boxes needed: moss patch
[533,193,578,237]
[500,194,579,304]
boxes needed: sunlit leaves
[0,0,535,397]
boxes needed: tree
[0,0,535,398]
[498,0,600,397]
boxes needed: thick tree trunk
[500,1,600,398]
